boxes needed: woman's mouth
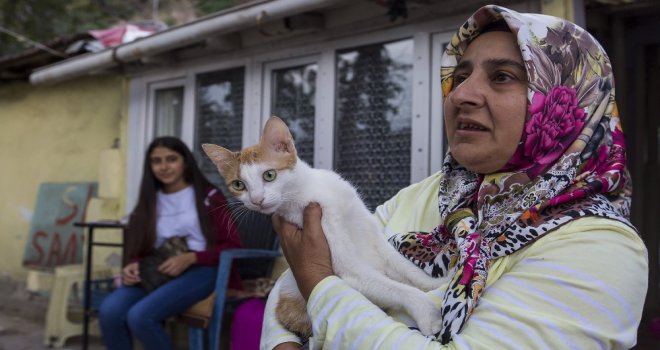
[458,122,487,131]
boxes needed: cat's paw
[407,297,442,336]
[276,294,313,338]
[415,311,443,336]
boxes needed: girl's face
[150,146,188,193]
[443,31,528,174]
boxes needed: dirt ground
[0,311,105,350]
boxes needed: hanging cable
[0,25,66,57]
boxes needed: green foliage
[0,0,245,57]
[0,0,143,56]
[194,0,236,16]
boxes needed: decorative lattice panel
[271,63,317,165]
[195,67,245,189]
[335,40,413,210]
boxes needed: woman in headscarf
[262,5,648,349]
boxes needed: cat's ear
[261,116,296,155]
[202,143,236,176]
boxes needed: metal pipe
[30,0,340,85]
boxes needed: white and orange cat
[202,116,442,337]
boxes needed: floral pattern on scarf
[389,5,633,344]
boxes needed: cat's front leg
[375,237,447,291]
[343,272,442,336]
[401,262,448,291]
[275,271,313,338]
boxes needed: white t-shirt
[155,185,206,251]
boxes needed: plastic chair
[44,264,113,347]
[186,206,282,350]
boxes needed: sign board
[23,182,97,270]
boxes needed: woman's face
[150,146,187,193]
[444,31,528,174]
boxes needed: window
[270,63,318,165]
[129,22,456,214]
[335,39,413,210]
[153,87,184,138]
[194,67,246,188]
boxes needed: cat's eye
[231,180,246,191]
[263,170,277,182]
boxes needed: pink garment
[230,298,266,350]
[89,24,155,47]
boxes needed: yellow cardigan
[261,171,648,350]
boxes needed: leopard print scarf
[388,5,632,344]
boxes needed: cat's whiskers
[208,200,246,239]
[208,200,233,215]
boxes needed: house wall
[0,75,127,279]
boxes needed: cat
[139,236,190,293]
[202,116,443,337]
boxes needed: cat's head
[161,236,189,255]
[202,116,298,214]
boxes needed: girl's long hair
[125,137,216,261]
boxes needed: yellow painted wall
[540,0,575,21]
[0,74,128,280]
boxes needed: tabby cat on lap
[139,236,189,292]
[202,116,443,337]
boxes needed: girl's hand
[273,203,333,300]
[158,252,197,277]
[122,262,141,285]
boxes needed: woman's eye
[492,72,514,83]
[263,170,277,182]
[231,180,246,191]
[453,74,468,85]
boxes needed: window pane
[271,63,317,165]
[153,87,183,137]
[195,67,245,188]
[335,39,413,210]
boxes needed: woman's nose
[448,75,485,108]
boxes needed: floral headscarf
[389,5,632,344]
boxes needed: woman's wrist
[297,268,333,300]
[187,252,198,265]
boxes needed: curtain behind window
[153,87,183,138]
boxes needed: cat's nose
[251,196,264,207]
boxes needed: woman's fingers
[158,254,193,276]
[159,257,180,276]
[303,203,324,242]
[122,262,140,284]
[273,214,302,245]
[275,203,333,300]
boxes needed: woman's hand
[273,203,333,300]
[158,252,197,277]
[122,262,141,285]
